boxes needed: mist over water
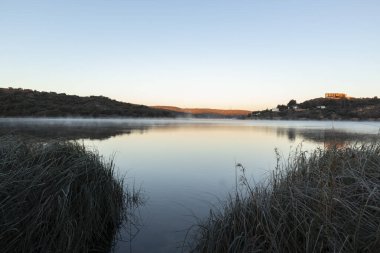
[1,118,379,253]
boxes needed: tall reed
[189,144,380,253]
[0,136,139,253]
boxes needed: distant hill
[153,106,250,118]
[0,88,182,118]
[250,97,380,120]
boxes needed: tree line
[0,88,181,118]
[250,96,380,120]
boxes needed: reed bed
[189,144,380,253]
[0,136,139,253]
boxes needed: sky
[1,0,380,110]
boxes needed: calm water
[1,118,379,252]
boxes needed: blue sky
[1,0,379,110]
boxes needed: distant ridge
[0,88,182,118]
[152,106,250,117]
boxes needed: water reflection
[1,118,379,147]
[0,123,149,140]
[276,127,380,147]
[276,127,296,141]
[1,118,379,253]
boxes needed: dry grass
[189,144,380,253]
[0,136,140,253]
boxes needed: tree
[277,104,288,111]
[287,99,297,107]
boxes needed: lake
[1,118,379,253]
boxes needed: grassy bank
[0,136,138,253]
[189,144,380,252]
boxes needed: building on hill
[325,93,347,99]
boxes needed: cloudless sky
[1,0,379,110]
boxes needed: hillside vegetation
[153,106,250,118]
[250,97,380,120]
[0,88,181,118]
